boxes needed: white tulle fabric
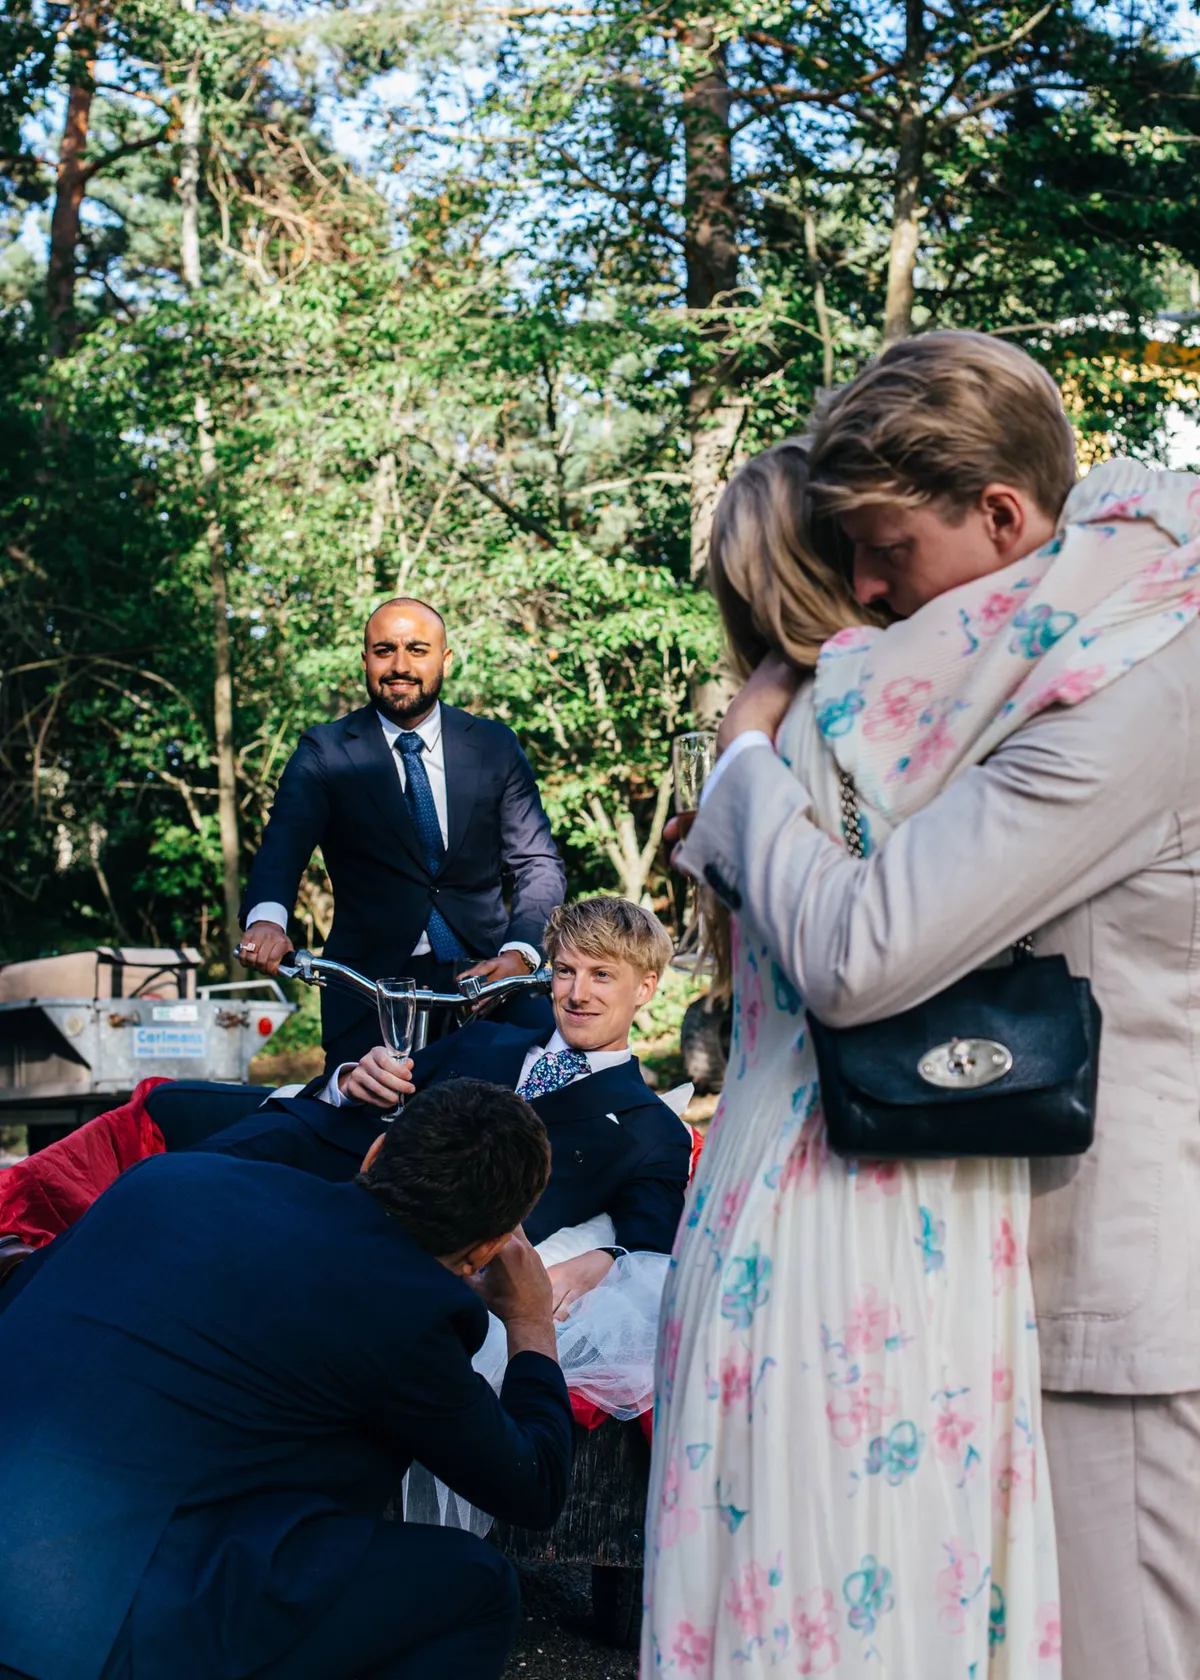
[401,1232,668,1534]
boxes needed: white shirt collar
[376,701,442,752]
[543,1026,632,1074]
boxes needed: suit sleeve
[240,733,331,928]
[497,737,567,953]
[608,1116,692,1253]
[678,632,1189,1028]
[364,1323,574,1529]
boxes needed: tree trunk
[203,460,243,974]
[47,7,102,355]
[680,25,742,586]
[178,29,244,974]
[882,0,927,349]
[804,208,834,389]
[179,67,203,289]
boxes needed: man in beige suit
[679,334,1200,1680]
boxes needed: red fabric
[686,1121,705,1182]
[0,1077,171,1248]
[570,1391,653,1443]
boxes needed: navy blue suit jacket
[0,1153,572,1680]
[194,1022,692,1254]
[240,702,567,1041]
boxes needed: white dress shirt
[516,1029,632,1091]
[246,701,538,968]
[375,705,447,957]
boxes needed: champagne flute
[670,731,717,972]
[375,977,417,1122]
[672,730,717,822]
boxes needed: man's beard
[370,668,444,725]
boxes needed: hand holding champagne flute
[669,731,716,970]
[375,977,417,1122]
[672,731,717,837]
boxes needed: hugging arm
[680,642,1189,1027]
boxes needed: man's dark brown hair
[356,1078,551,1254]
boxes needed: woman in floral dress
[646,650,1059,1674]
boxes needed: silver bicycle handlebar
[272,950,551,1049]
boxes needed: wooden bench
[492,1415,650,1649]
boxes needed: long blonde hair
[702,440,875,997]
[709,439,874,673]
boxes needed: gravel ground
[503,1566,638,1680]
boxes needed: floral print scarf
[813,458,1200,823]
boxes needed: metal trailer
[0,946,294,1147]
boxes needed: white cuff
[245,901,289,931]
[321,1063,357,1107]
[499,940,541,971]
[699,732,774,807]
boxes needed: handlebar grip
[274,949,313,982]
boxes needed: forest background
[4,0,1200,1040]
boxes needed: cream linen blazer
[680,618,1200,1396]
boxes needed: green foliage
[2,0,1200,974]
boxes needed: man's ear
[637,969,659,1009]
[360,1133,386,1174]
[979,484,1028,557]
[442,646,454,679]
[455,1230,513,1277]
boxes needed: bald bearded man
[239,598,566,1071]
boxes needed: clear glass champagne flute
[672,730,717,823]
[670,731,717,972]
[375,977,417,1122]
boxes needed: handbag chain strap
[837,770,1035,959]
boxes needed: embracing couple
[645,331,1200,1680]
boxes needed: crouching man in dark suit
[0,1081,572,1680]
[191,897,692,1320]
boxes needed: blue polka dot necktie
[394,732,467,962]
[518,1047,590,1100]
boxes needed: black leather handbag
[806,776,1101,1160]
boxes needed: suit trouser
[103,1522,519,1680]
[250,1522,519,1680]
[1042,1389,1200,1680]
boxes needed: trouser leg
[1042,1389,1200,1680]
[251,1521,519,1680]
[144,1081,273,1151]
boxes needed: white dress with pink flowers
[641,691,1061,1679]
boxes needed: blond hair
[705,443,873,998]
[709,440,875,677]
[807,331,1077,522]
[544,896,674,977]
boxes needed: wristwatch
[597,1247,624,1261]
[502,942,541,973]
